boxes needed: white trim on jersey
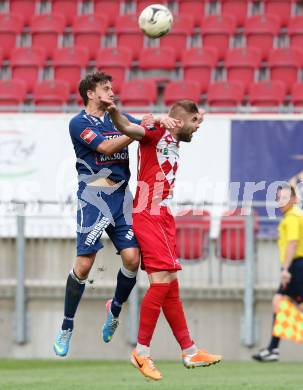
[79,201,84,232]
[157,221,176,266]
[156,130,179,186]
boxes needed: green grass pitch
[0,360,302,390]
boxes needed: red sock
[162,279,194,350]
[137,283,170,346]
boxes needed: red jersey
[134,123,180,213]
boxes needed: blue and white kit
[69,110,140,256]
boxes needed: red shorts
[133,206,182,274]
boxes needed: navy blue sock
[62,270,86,331]
[268,336,280,350]
[110,267,137,318]
[268,314,280,350]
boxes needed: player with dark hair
[53,71,174,356]
[101,97,222,380]
[253,184,303,362]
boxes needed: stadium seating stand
[268,48,303,92]
[73,15,109,60]
[95,47,133,93]
[182,47,218,93]
[245,14,281,60]
[225,47,262,92]
[10,0,36,25]
[207,81,245,111]
[10,46,46,92]
[0,13,24,59]
[175,209,211,262]
[221,0,248,27]
[163,80,201,106]
[115,14,144,59]
[119,79,157,107]
[30,13,66,58]
[178,0,206,26]
[53,46,90,92]
[248,81,287,110]
[159,14,195,60]
[0,79,27,110]
[33,80,70,109]
[201,14,237,60]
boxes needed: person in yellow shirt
[253,184,303,362]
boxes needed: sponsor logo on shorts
[85,216,110,246]
[125,228,134,240]
[80,128,97,144]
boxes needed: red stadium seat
[221,0,248,27]
[51,0,79,26]
[248,81,286,109]
[289,16,303,50]
[163,81,201,106]
[33,80,70,108]
[268,48,302,92]
[182,47,218,93]
[179,0,206,26]
[225,47,262,91]
[53,46,89,92]
[0,79,27,109]
[159,14,195,60]
[119,80,157,107]
[265,0,292,27]
[138,47,177,81]
[0,13,24,59]
[207,81,245,111]
[73,15,109,60]
[10,0,36,25]
[217,208,259,261]
[201,15,236,60]
[115,15,144,59]
[175,209,211,262]
[10,47,46,92]
[137,0,166,14]
[245,15,281,60]
[139,47,176,70]
[30,14,66,58]
[291,83,303,108]
[94,0,121,26]
[96,47,133,93]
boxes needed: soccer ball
[138,4,173,39]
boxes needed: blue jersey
[69,110,141,183]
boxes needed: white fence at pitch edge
[0,204,284,348]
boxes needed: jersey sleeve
[140,124,165,145]
[69,117,106,151]
[122,112,142,125]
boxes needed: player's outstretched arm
[101,98,145,141]
[96,135,133,156]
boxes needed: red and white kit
[133,123,182,273]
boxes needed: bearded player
[101,97,222,380]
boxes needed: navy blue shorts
[277,258,303,304]
[76,183,138,256]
